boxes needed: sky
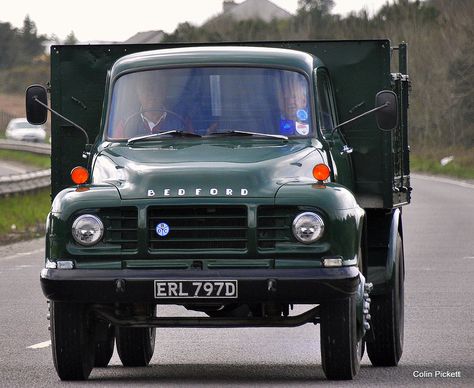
[1,0,391,43]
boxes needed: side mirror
[26,85,48,125]
[375,90,398,131]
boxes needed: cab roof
[110,46,323,80]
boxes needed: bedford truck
[26,40,410,381]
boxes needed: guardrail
[0,140,51,197]
[0,139,51,155]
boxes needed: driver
[119,71,186,138]
[136,71,169,133]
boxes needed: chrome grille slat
[257,206,298,249]
[100,207,138,250]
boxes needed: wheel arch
[366,208,404,296]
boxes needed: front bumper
[41,266,360,304]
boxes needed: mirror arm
[34,97,90,145]
[330,102,389,136]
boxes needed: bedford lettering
[147,188,249,197]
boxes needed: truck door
[315,69,354,191]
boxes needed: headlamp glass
[292,212,324,244]
[72,214,104,246]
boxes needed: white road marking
[27,340,51,349]
[0,248,44,262]
[413,173,474,190]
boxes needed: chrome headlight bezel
[71,214,104,246]
[292,211,325,244]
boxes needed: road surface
[0,160,29,176]
[0,174,473,386]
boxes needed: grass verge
[411,147,474,180]
[0,149,51,169]
[0,188,50,245]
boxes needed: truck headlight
[72,214,104,246]
[292,212,324,244]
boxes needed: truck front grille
[101,207,138,250]
[257,206,297,249]
[148,206,248,250]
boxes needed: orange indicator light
[312,164,331,182]
[71,166,89,185]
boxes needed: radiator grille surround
[148,206,248,250]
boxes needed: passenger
[278,73,311,136]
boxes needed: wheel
[116,305,156,367]
[116,327,156,367]
[50,301,95,380]
[94,321,115,367]
[367,235,405,366]
[320,296,362,380]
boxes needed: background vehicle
[26,40,410,381]
[5,117,46,142]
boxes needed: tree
[19,15,46,57]
[0,15,49,93]
[64,31,78,45]
[297,0,335,14]
[449,27,474,146]
[0,22,19,69]
[294,0,336,38]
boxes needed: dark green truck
[26,40,410,381]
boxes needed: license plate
[154,280,238,299]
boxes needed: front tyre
[320,296,361,380]
[116,327,156,367]
[367,235,405,366]
[50,302,95,380]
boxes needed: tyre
[367,235,404,366]
[94,322,115,367]
[116,327,156,367]
[116,305,156,367]
[320,296,362,380]
[50,301,95,380]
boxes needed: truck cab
[27,40,410,381]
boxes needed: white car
[5,118,47,143]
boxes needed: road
[0,160,29,176]
[0,174,473,386]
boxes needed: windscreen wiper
[207,130,288,140]
[127,130,201,145]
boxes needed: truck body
[28,40,410,380]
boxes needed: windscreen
[107,67,313,139]
[12,121,41,129]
